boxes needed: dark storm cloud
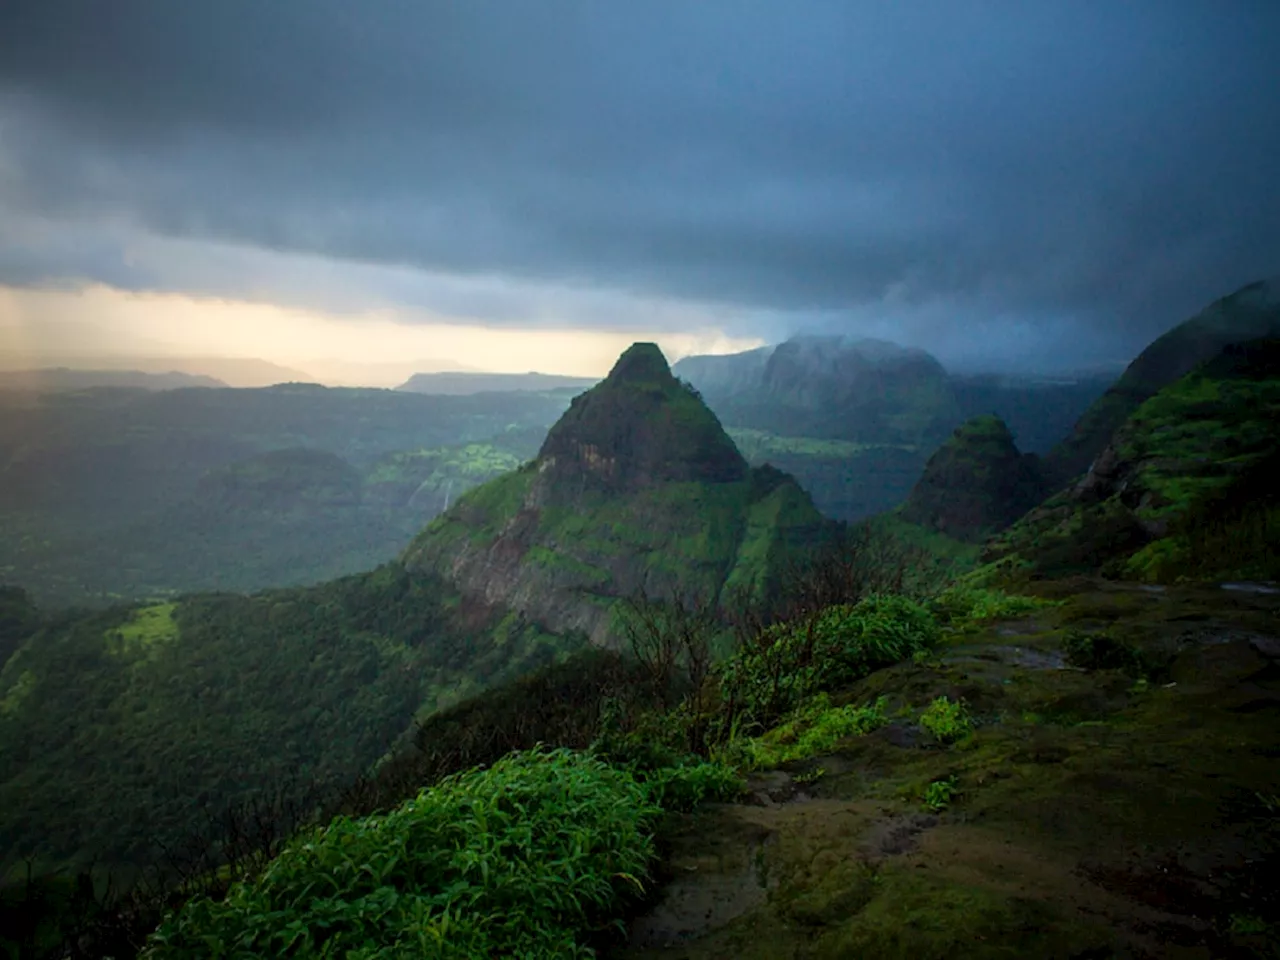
[2,0,1279,364]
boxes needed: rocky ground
[610,580,1280,959]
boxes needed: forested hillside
[0,385,575,606]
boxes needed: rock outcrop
[900,416,1045,542]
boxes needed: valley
[0,279,1277,958]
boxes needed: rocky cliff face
[900,416,1045,542]
[404,343,830,645]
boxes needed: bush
[923,776,959,812]
[919,696,973,744]
[743,694,888,769]
[930,586,1056,628]
[722,594,938,724]
[641,759,745,811]
[143,748,660,959]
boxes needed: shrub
[722,594,938,724]
[641,759,745,811]
[143,748,660,959]
[930,586,1056,628]
[923,776,959,812]
[919,696,973,744]
[743,694,888,769]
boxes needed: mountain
[899,416,1046,543]
[0,385,575,605]
[405,342,831,644]
[0,355,319,388]
[676,336,959,446]
[987,336,1280,580]
[398,371,600,395]
[674,336,1106,522]
[669,345,774,397]
[1043,277,1280,487]
[0,368,226,391]
[304,357,479,387]
[0,343,829,879]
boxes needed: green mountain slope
[406,343,833,645]
[0,343,830,880]
[1044,277,1280,487]
[0,564,579,877]
[988,337,1280,580]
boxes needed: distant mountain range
[398,371,600,395]
[0,354,317,388]
[0,368,226,392]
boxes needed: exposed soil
[609,580,1280,959]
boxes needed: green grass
[726,428,881,460]
[106,603,179,657]
[143,748,660,958]
[721,595,939,723]
[743,694,889,769]
[929,586,1058,630]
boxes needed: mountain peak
[901,415,1045,541]
[606,342,673,384]
[534,342,746,496]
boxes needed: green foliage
[0,587,40,672]
[930,586,1057,630]
[0,565,587,877]
[1044,278,1280,484]
[721,595,939,724]
[143,748,659,959]
[995,338,1280,581]
[743,694,888,769]
[919,697,973,744]
[640,759,746,811]
[922,776,960,812]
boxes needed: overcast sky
[2,1,1278,377]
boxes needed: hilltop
[900,415,1045,542]
[406,343,830,644]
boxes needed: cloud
[2,0,1279,370]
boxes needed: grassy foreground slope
[613,580,1280,959]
